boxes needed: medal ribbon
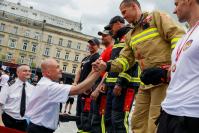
[175,22,199,62]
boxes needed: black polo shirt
[78,53,100,83]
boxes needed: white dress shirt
[0,78,34,120]
[0,74,9,87]
[25,77,71,130]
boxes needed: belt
[28,122,55,133]
[2,112,26,123]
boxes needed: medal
[172,21,199,73]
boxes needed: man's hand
[90,89,100,101]
[92,59,107,72]
[99,83,107,93]
[113,84,122,96]
[83,89,92,95]
[72,82,77,86]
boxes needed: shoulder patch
[7,80,16,86]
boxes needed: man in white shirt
[0,70,10,91]
[26,58,100,133]
[155,0,199,133]
[0,64,34,131]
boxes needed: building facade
[0,0,102,83]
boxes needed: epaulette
[7,80,16,86]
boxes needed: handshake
[140,66,170,85]
[92,59,108,72]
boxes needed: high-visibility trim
[132,33,159,46]
[140,82,145,85]
[119,73,132,82]
[106,77,117,83]
[77,130,83,133]
[130,28,160,47]
[116,58,129,72]
[138,65,142,76]
[113,42,126,48]
[124,111,130,133]
[171,38,180,49]
[130,77,141,83]
[171,44,176,49]
[101,114,106,133]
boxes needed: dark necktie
[20,82,26,117]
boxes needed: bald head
[41,58,57,72]
[41,58,62,81]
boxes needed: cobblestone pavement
[56,98,78,133]
[56,98,134,133]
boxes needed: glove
[140,67,167,85]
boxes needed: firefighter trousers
[90,95,102,133]
[131,84,167,133]
[76,95,92,132]
[105,87,133,133]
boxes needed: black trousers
[105,87,130,133]
[90,94,104,133]
[76,95,83,130]
[157,110,199,133]
[27,122,55,133]
[2,112,27,132]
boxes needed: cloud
[6,0,178,37]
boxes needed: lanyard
[175,22,199,62]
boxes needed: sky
[6,0,178,37]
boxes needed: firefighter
[92,0,185,133]
[90,29,113,133]
[102,16,141,133]
[75,38,100,133]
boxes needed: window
[44,48,50,56]
[12,26,18,34]
[77,43,81,49]
[56,50,61,58]
[20,56,24,64]
[29,57,34,66]
[0,35,4,45]
[67,40,72,48]
[34,32,40,40]
[0,23,5,31]
[25,30,30,37]
[33,12,37,16]
[47,35,52,44]
[74,55,79,61]
[72,66,77,74]
[7,53,13,61]
[65,52,69,60]
[59,38,63,46]
[32,43,37,52]
[8,39,17,48]
[22,42,28,50]
[63,65,67,72]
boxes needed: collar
[16,78,26,84]
[42,76,53,82]
[133,14,144,26]
[132,12,150,27]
